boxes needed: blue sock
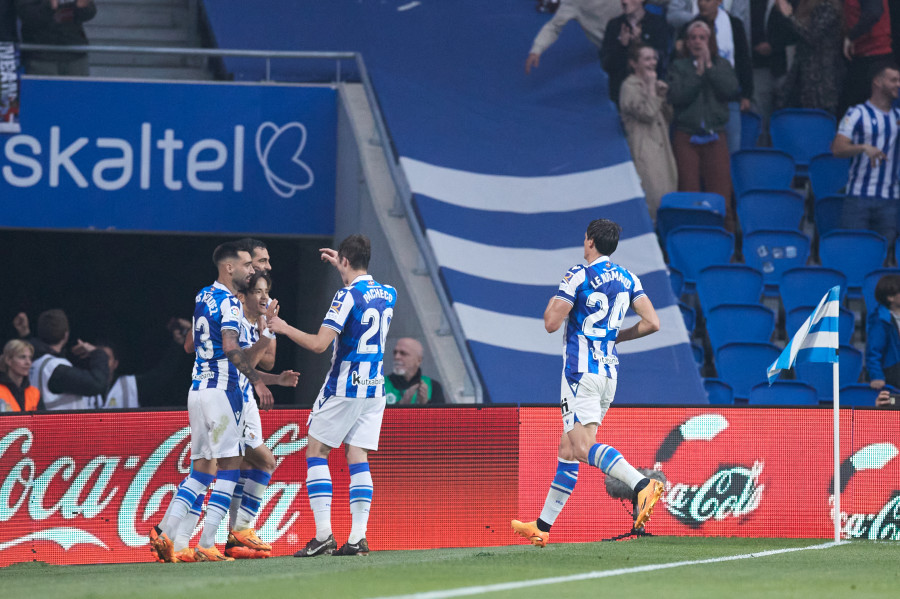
[538,459,579,528]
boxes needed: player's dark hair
[872,61,900,85]
[337,234,371,270]
[37,309,69,345]
[586,219,622,256]
[212,241,248,266]
[875,274,900,307]
[240,271,273,295]
[237,237,267,254]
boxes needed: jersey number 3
[195,316,214,359]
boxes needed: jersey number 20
[358,307,393,354]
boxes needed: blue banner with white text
[0,78,336,235]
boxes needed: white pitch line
[366,541,846,599]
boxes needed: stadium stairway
[203,0,705,404]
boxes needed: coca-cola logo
[0,422,309,553]
[830,442,899,540]
[654,414,765,528]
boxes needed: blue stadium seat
[786,306,855,346]
[819,230,888,295]
[731,149,796,198]
[705,303,776,352]
[696,264,764,312]
[748,381,819,406]
[770,109,837,176]
[742,229,811,293]
[679,302,696,335]
[837,383,882,407]
[669,267,684,299]
[794,344,863,400]
[863,268,900,316]
[779,266,847,315]
[704,378,734,404]
[665,226,734,285]
[692,342,705,366]
[808,153,849,200]
[813,195,845,237]
[737,189,805,235]
[657,192,726,247]
[715,342,782,399]
[740,110,762,149]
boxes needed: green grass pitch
[3,537,898,599]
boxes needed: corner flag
[766,285,841,384]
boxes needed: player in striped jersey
[268,234,396,557]
[833,63,900,246]
[512,219,665,547]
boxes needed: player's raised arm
[267,316,337,354]
[616,295,660,343]
[544,296,573,333]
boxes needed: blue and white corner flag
[767,285,841,383]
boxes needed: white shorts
[188,387,245,460]
[307,394,386,451]
[241,393,264,449]
[560,372,616,434]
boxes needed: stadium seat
[705,303,776,352]
[813,196,845,237]
[669,267,684,299]
[657,192,727,247]
[696,264,764,312]
[665,226,734,285]
[808,154,849,200]
[779,266,847,315]
[742,229,811,292]
[740,110,761,149]
[731,149,796,198]
[819,230,888,295]
[692,342,705,366]
[794,344,863,400]
[748,381,819,406]
[704,378,734,404]
[786,306,855,346]
[837,383,882,407]
[863,268,900,316]
[715,342,782,399]
[679,302,696,335]
[736,189,805,235]
[769,109,837,176]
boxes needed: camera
[889,394,899,406]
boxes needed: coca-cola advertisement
[1,406,897,566]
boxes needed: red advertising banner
[0,406,897,567]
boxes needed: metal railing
[17,43,484,403]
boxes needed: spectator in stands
[16,0,96,76]
[668,20,739,227]
[774,0,844,116]
[525,0,621,74]
[687,0,753,153]
[749,0,794,144]
[384,338,446,405]
[619,43,677,220]
[866,274,900,391]
[839,0,894,116]
[0,339,42,412]
[670,0,751,42]
[832,62,900,246]
[27,308,109,410]
[600,0,669,106]
[876,388,900,406]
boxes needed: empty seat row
[705,379,883,407]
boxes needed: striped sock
[306,457,333,541]
[348,462,373,544]
[199,469,240,548]
[234,469,272,530]
[588,443,644,489]
[174,489,205,550]
[228,473,247,530]
[538,459,579,528]
[158,476,189,533]
[161,470,214,538]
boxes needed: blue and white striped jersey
[238,315,260,403]
[555,256,646,380]
[191,281,245,391]
[839,101,900,200]
[318,275,396,399]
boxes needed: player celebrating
[268,235,396,557]
[512,218,665,547]
[151,242,276,562]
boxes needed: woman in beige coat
[618,43,678,221]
